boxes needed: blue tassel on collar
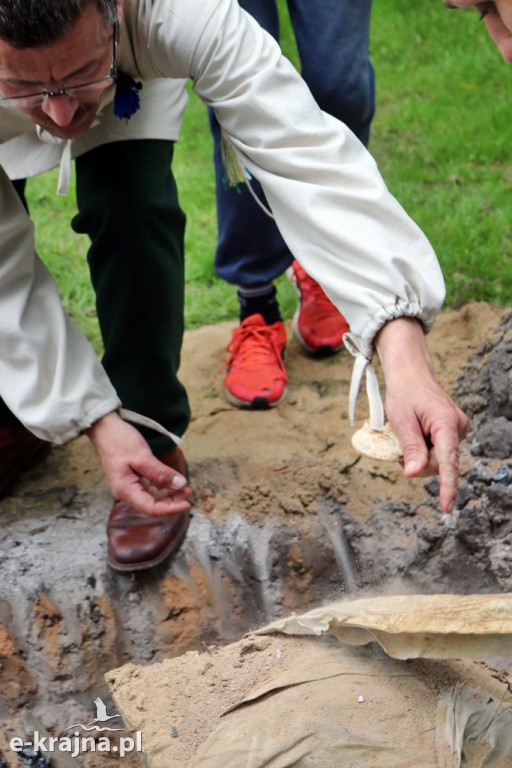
[114,72,143,120]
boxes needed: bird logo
[62,697,123,732]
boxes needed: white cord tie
[57,139,72,196]
[34,128,72,196]
[344,334,385,429]
[119,408,183,446]
[220,129,275,218]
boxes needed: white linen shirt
[0,0,446,443]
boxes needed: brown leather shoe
[107,446,190,572]
[0,426,50,498]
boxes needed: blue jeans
[210,0,374,288]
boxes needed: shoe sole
[224,386,288,410]
[291,311,344,356]
[108,511,191,573]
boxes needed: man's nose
[41,93,79,125]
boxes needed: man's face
[444,1,512,61]
[0,3,116,139]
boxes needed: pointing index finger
[432,426,461,513]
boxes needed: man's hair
[0,0,117,48]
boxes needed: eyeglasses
[0,21,118,109]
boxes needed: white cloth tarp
[257,593,512,660]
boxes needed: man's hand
[375,317,469,513]
[85,412,191,516]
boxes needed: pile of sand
[107,593,512,768]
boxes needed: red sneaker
[289,260,350,354]
[223,314,288,408]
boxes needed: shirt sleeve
[147,0,445,360]
[0,167,121,443]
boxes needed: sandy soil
[108,629,512,768]
[182,300,507,523]
[0,301,510,768]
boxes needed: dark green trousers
[4,140,190,456]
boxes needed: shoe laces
[224,321,286,373]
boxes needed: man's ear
[117,0,123,25]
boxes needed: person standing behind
[210,0,374,408]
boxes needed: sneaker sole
[291,311,344,356]
[224,386,288,410]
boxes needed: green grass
[371,0,512,308]
[23,0,512,354]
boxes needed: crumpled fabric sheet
[437,683,512,768]
[193,594,512,766]
[189,642,512,768]
[108,594,512,768]
[190,644,440,767]
[256,593,512,660]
